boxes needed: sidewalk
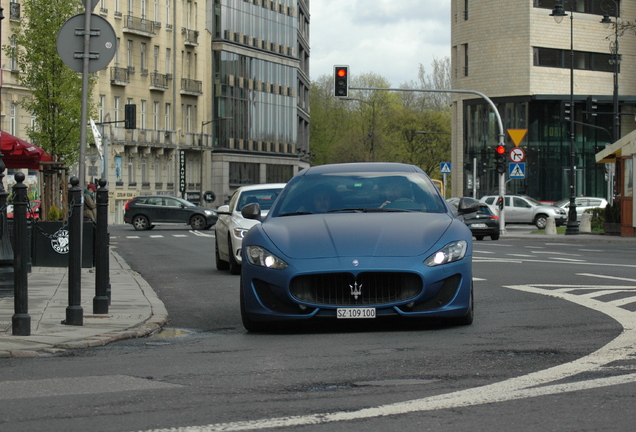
[0,250,168,358]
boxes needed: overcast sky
[309,0,451,86]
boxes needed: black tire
[475,235,484,241]
[240,278,268,332]
[491,234,500,241]
[228,237,241,275]
[534,214,548,229]
[190,214,206,230]
[132,215,150,230]
[215,236,230,271]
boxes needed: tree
[4,0,91,165]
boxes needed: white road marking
[577,273,636,283]
[135,282,636,432]
[149,235,164,238]
[531,251,582,256]
[125,236,140,239]
[552,257,586,262]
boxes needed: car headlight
[204,210,215,216]
[424,240,468,267]
[233,227,249,239]
[246,246,288,270]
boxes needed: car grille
[290,272,422,306]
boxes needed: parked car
[7,200,41,219]
[239,162,478,332]
[480,195,566,229]
[447,197,499,241]
[554,197,608,221]
[215,183,286,274]
[123,195,217,230]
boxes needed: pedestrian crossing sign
[440,163,451,174]
[509,163,525,179]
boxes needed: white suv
[480,195,567,229]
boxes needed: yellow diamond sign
[507,129,527,147]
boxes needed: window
[154,45,159,72]
[166,0,171,26]
[128,157,135,185]
[166,48,171,74]
[10,103,17,135]
[534,47,614,73]
[140,42,147,73]
[165,103,171,130]
[229,162,260,186]
[114,96,121,122]
[534,0,621,16]
[141,158,148,184]
[153,101,160,130]
[127,40,133,68]
[140,100,147,130]
[463,44,469,77]
[99,95,106,123]
[9,35,18,70]
[154,0,159,22]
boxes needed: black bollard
[93,178,109,314]
[11,172,30,336]
[65,176,83,326]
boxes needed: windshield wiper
[279,211,313,217]
[327,208,411,213]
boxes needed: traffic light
[124,104,136,129]
[334,65,349,98]
[560,101,572,123]
[586,96,598,121]
[494,145,506,174]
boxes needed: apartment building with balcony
[450,0,635,202]
[1,0,309,224]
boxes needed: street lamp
[600,0,621,143]
[551,1,579,235]
[199,117,232,205]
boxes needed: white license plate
[337,308,376,319]
[470,223,488,228]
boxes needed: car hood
[260,212,454,259]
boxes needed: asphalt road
[1,224,635,432]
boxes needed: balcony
[124,15,156,37]
[180,78,202,96]
[150,73,169,91]
[182,28,199,47]
[110,67,130,86]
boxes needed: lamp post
[551,1,579,235]
[199,117,232,205]
[600,1,621,144]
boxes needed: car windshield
[554,198,570,208]
[238,188,282,211]
[523,196,541,206]
[273,172,446,216]
[175,197,197,207]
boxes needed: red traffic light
[336,68,347,78]
[495,145,506,155]
[334,65,349,97]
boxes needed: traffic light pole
[348,86,507,234]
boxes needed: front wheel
[132,215,150,230]
[534,214,548,229]
[215,236,229,271]
[190,214,206,230]
[228,237,241,275]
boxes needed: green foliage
[587,207,606,230]
[4,0,92,165]
[48,205,60,221]
[604,201,621,224]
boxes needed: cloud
[310,0,451,85]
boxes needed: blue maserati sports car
[239,163,478,332]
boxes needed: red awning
[0,131,53,170]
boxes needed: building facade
[450,0,635,202]
[1,0,309,224]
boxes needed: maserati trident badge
[349,281,362,300]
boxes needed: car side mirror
[241,203,262,221]
[457,197,480,215]
[216,204,231,215]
